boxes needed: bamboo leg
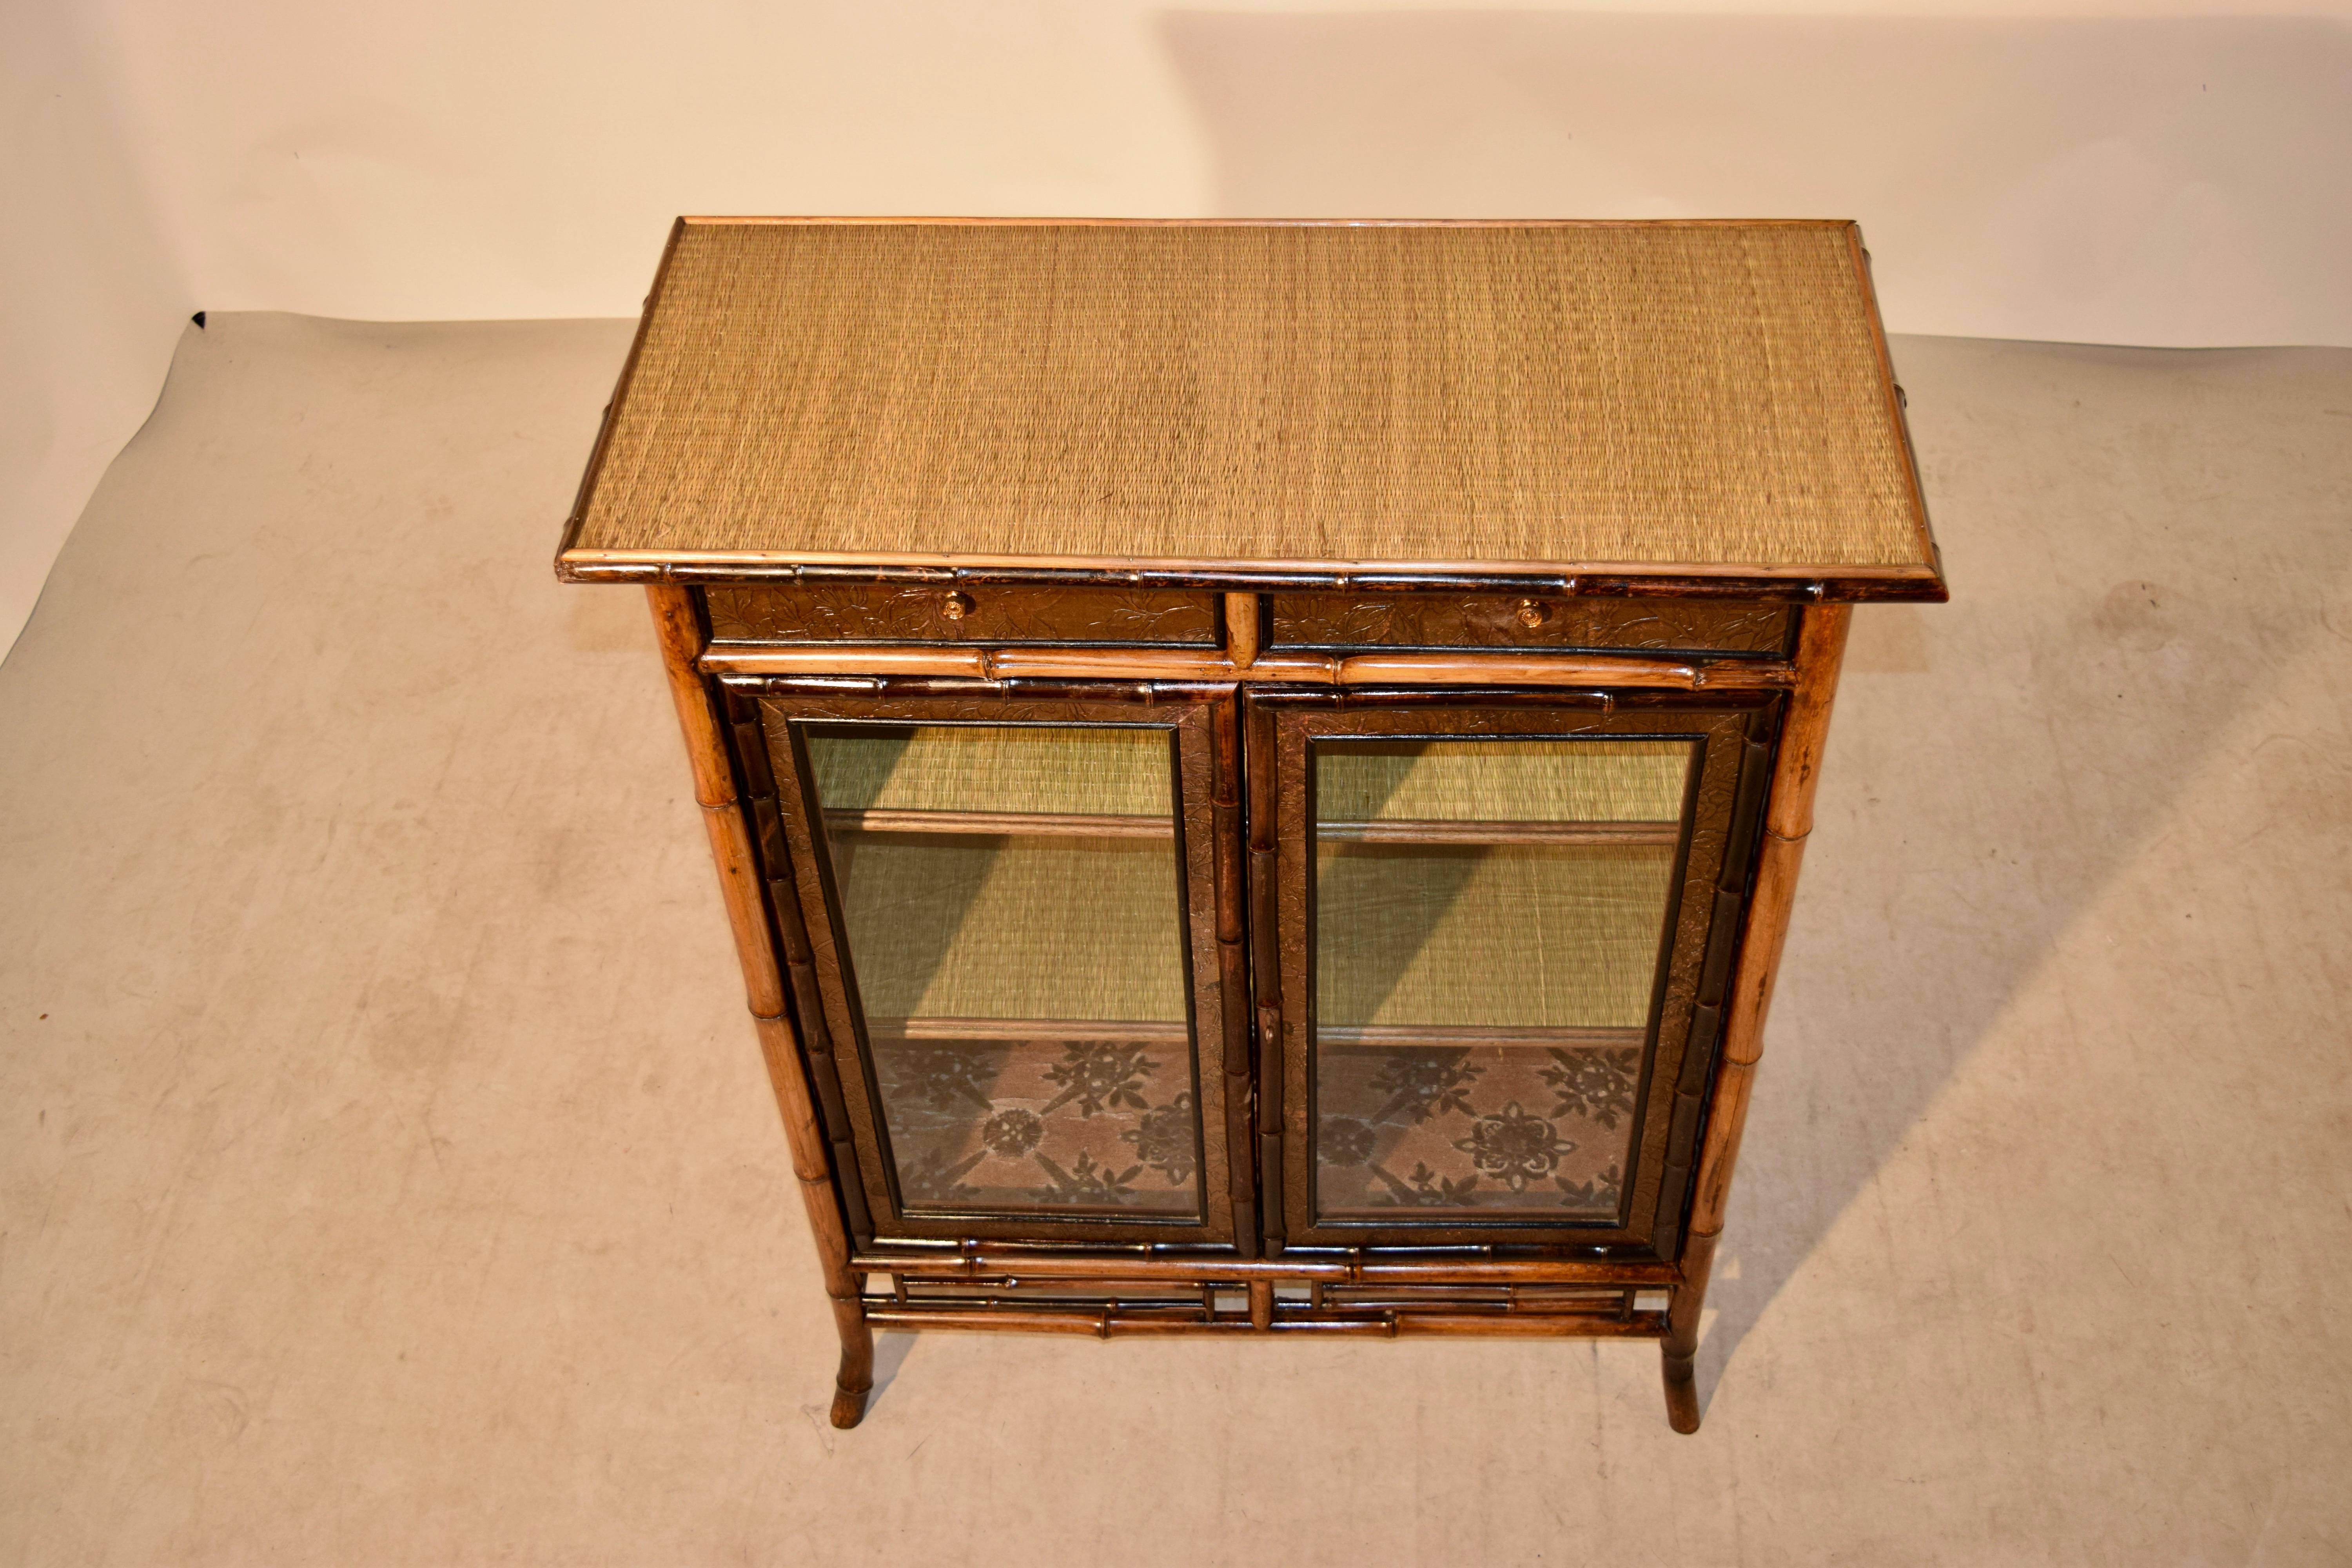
[1661,603,1850,1434]
[830,1297,876,1427]
[1660,1228,1715,1432]
[648,584,875,1430]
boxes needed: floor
[2,314,2347,1565]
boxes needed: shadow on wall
[1154,11,2352,347]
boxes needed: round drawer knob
[1514,598,1553,629]
[939,592,976,622]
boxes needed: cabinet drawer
[705,584,1220,646]
[1267,594,1795,658]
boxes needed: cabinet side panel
[642,586,872,1419]
[1664,603,1851,1429]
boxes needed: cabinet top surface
[559,218,1942,597]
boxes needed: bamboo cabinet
[557,218,1945,1432]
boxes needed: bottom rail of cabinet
[851,1251,1682,1287]
[860,1303,1670,1339]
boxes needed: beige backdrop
[6,0,2351,655]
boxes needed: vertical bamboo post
[647,584,876,1429]
[1224,591,1261,669]
[1244,697,1286,1249]
[1662,603,1851,1434]
[1210,696,1259,1256]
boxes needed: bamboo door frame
[1243,688,1779,1256]
[734,677,1255,1256]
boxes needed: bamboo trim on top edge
[695,642,1799,691]
[677,215,1866,231]
[560,547,1947,593]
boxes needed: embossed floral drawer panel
[708,583,1220,645]
[1268,593,1795,657]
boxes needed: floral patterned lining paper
[1312,1042,1639,1217]
[873,1033,1639,1221]
[876,1036,1201,1216]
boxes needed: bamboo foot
[1661,1346,1701,1434]
[829,1300,875,1429]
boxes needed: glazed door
[1249,690,1777,1256]
[739,683,1247,1250]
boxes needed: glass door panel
[1310,739,1695,1222]
[802,723,1205,1222]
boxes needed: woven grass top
[566,219,1937,582]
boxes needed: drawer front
[1268,594,1795,658]
[706,584,1220,646]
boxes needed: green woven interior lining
[808,724,1174,817]
[833,831,1188,1022]
[1316,738,1694,824]
[1316,843,1677,1028]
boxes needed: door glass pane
[804,723,1203,1221]
[1310,738,1696,1221]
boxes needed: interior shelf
[1314,1023,1647,1049]
[1317,818,1679,847]
[826,808,1171,838]
[869,1018,1192,1042]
